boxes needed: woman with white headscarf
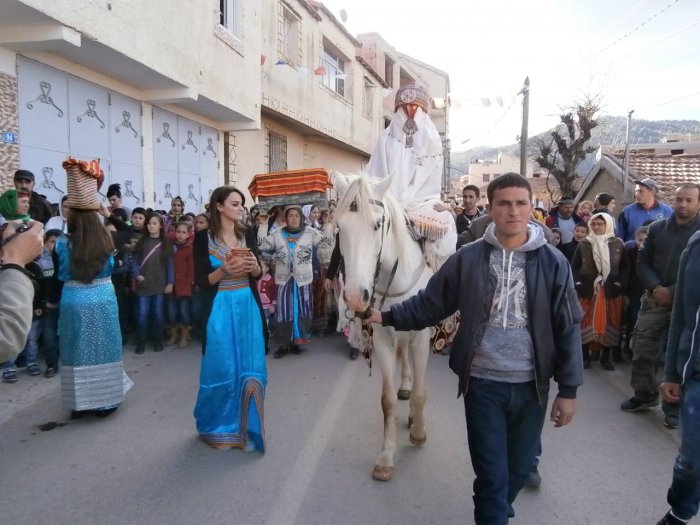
[572,212,629,370]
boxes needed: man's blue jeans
[136,294,164,344]
[464,378,547,525]
[667,375,700,520]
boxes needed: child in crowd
[2,229,61,382]
[194,213,209,232]
[132,213,173,354]
[167,221,194,347]
[622,225,649,359]
[256,260,276,332]
[130,207,147,236]
[560,223,588,263]
[576,200,594,223]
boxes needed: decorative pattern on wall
[157,122,176,147]
[76,99,105,128]
[26,81,64,117]
[115,111,138,138]
[0,71,20,190]
[124,180,141,203]
[40,166,64,194]
[182,130,199,152]
[204,137,217,157]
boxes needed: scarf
[0,189,30,221]
[283,205,305,234]
[586,212,615,286]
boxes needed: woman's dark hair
[208,186,246,242]
[132,207,147,217]
[134,212,171,266]
[67,210,114,283]
[107,183,122,199]
[111,208,128,222]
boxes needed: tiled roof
[611,153,700,197]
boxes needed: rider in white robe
[365,84,456,270]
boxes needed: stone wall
[0,71,19,191]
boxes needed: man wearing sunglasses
[0,220,44,362]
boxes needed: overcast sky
[322,0,700,149]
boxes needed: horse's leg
[408,329,430,446]
[371,327,398,482]
[397,341,413,401]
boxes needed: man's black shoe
[349,347,360,360]
[657,511,687,524]
[44,366,58,379]
[135,342,146,355]
[290,344,304,355]
[621,397,659,412]
[664,413,680,429]
[524,467,542,489]
[273,346,288,359]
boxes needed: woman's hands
[222,253,259,277]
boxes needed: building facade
[0,1,449,212]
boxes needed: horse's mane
[334,175,415,275]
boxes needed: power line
[573,0,682,68]
[651,89,700,108]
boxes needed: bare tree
[534,95,600,199]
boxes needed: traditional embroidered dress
[193,231,267,451]
[573,213,627,348]
[55,236,132,411]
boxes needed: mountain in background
[452,116,700,175]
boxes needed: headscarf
[0,189,31,221]
[301,204,313,224]
[586,212,615,285]
[283,205,305,234]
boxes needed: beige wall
[12,0,261,124]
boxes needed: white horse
[333,173,433,482]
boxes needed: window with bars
[268,131,287,172]
[482,174,490,183]
[321,46,346,98]
[220,0,241,37]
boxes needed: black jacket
[637,213,700,294]
[382,239,583,400]
[664,231,700,384]
[29,192,54,224]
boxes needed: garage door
[17,57,143,210]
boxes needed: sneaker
[657,511,688,524]
[2,369,18,383]
[621,397,659,412]
[44,366,58,379]
[524,467,542,489]
[664,413,680,430]
[27,363,41,376]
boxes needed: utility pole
[622,109,634,201]
[519,76,530,177]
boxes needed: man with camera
[0,220,44,361]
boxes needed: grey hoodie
[471,223,548,383]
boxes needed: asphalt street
[0,334,681,525]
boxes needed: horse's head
[334,173,394,313]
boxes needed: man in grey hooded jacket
[368,173,583,525]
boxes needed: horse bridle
[345,198,399,321]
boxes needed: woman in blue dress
[193,186,268,452]
[52,207,132,417]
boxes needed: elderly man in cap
[617,178,673,242]
[13,170,54,224]
[365,84,456,269]
[544,196,583,243]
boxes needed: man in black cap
[616,178,673,242]
[13,170,54,224]
[545,196,583,243]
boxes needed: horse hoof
[409,432,427,446]
[397,389,411,400]
[407,416,413,428]
[372,465,394,481]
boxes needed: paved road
[0,335,681,524]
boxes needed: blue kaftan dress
[55,236,132,411]
[194,234,267,451]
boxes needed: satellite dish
[340,9,348,22]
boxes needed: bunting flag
[314,66,327,75]
[261,54,267,65]
[335,73,348,79]
[275,59,287,65]
[296,67,309,77]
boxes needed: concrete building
[0,1,449,212]
[236,0,385,199]
[0,0,261,213]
